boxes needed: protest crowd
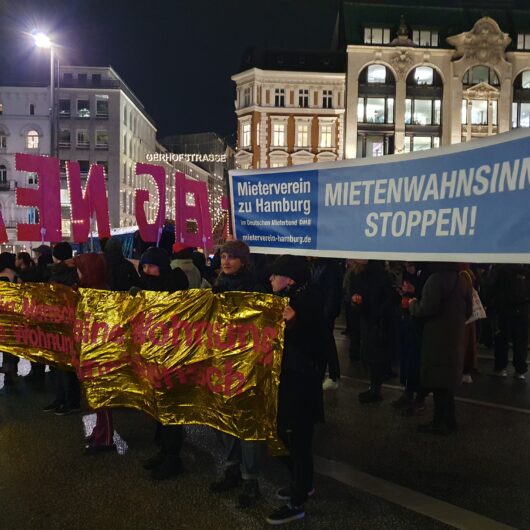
[0,235,529,526]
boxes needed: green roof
[340,1,530,49]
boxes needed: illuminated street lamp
[32,31,56,156]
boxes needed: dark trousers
[55,370,80,407]
[159,424,184,457]
[279,422,314,507]
[346,308,361,361]
[399,317,421,394]
[432,388,456,428]
[320,318,340,381]
[494,313,529,374]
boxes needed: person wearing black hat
[210,240,265,509]
[32,244,52,261]
[138,246,189,480]
[42,242,81,415]
[266,255,325,525]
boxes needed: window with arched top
[26,130,39,149]
[366,65,389,84]
[512,70,530,128]
[463,66,499,87]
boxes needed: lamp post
[32,31,55,157]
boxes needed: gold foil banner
[0,283,287,444]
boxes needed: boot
[358,387,383,404]
[209,465,242,493]
[238,479,260,508]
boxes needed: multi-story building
[0,86,51,246]
[341,1,530,158]
[231,49,346,169]
[56,66,157,230]
[232,2,530,164]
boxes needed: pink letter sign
[134,163,166,243]
[16,154,62,242]
[174,171,213,250]
[66,162,111,242]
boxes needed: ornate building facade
[231,50,346,169]
[232,2,530,166]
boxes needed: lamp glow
[33,31,51,48]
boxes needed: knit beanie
[220,240,250,265]
[271,255,310,286]
[52,242,73,262]
[140,246,170,272]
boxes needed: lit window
[406,99,441,125]
[364,27,390,45]
[298,89,309,108]
[322,90,333,109]
[241,122,251,147]
[297,124,309,147]
[320,124,332,148]
[26,130,39,149]
[77,99,90,118]
[522,71,530,89]
[77,130,90,148]
[414,67,434,85]
[471,100,488,125]
[367,65,386,84]
[365,98,385,123]
[272,122,285,147]
[492,100,498,126]
[517,34,530,50]
[520,103,530,127]
[412,30,438,47]
[274,89,285,107]
[405,136,440,152]
[256,122,260,146]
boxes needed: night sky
[0,0,341,141]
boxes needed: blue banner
[229,130,530,263]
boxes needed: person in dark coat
[138,246,188,480]
[353,260,400,403]
[393,262,430,415]
[43,242,81,415]
[103,236,140,291]
[0,252,19,385]
[308,258,343,390]
[408,262,472,435]
[266,255,324,525]
[487,264,530,379]
[210,240,265,508]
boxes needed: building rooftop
[339,1,530,49]
[238,47,346,74]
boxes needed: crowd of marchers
[0,237,528,526]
